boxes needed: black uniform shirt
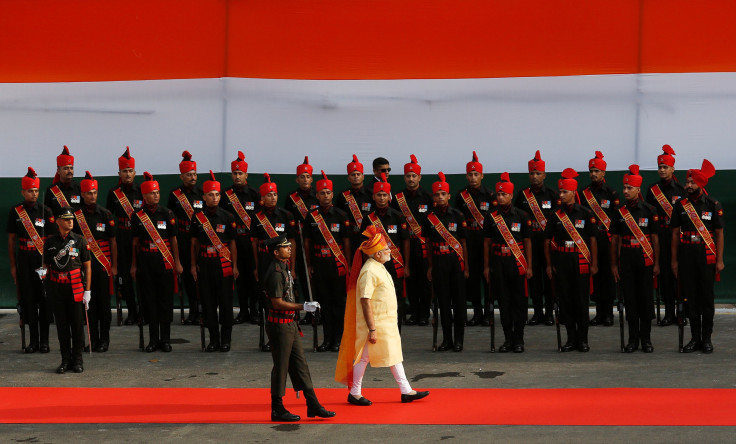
[483,205,532,247]
[251,207,297,243]
[7,201,55,263]
[73,204,116,241]
[285,188,319,223]
[421,206,467,260]
[610,199,660,259]
[191,206,237,260]
[219,184,260,239]
[544,203,598,247]
[106,182,143,236]
[359,207,409,252]
[334,186,373,233]
[304,205,351,260]
[514,184,559,238]
[670,193,724,239]
[645,179,685,227]
[454,185,496,236]
[132,205,178,270]
[43,231,90,272]
[44,180,83,213]
[390,187,433,238]
[167,185,204,237]
[580,181,620,235]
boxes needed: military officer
[370,157,392,189]
[334,154,373,251]
[44,145,83,214]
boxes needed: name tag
[542,201,551,209]
[193,200,203,209]
[157,221,167,229]
[70,195,81,204]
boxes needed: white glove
[303,301,320,313]
[83,291,91,309]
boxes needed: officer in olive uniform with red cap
[422,173,469,352]
[611,165,660,353]
[220,151,261,324]
[132,173,184,352]
[515,150,558,326]
[645,145,685,326]
[360,173,410,331]
[303,171,351,352]
[483,173,532,352]
[581,151,619,326]
[192,171,239,352]
[74,171,117,352]
[391,154,433,326]
[454,151,496,326]
[45,145,83,214]
[334,155,374,252]
[7,167,54,353]
[544,169,598,352]
[671,159,725,353]
[168,151,204,325]
[106,147,145,325]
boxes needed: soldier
[671,159,724,353]
[515,150,558,326]
[580,151,619,326]
[645,145,685,326]
[334,154,373,252]
[192,171,239,352]
[544,169,598,352]
[610,165,659,353]
[391,154,433,326]
[303,171,351,352]
[422,172,469,352]
[262,236,334,422]
[106,147,145,325]
[132,173,184,352]
[74,171,117,352]
[359,173,410,329]
[43,206,91,373]
[44,145,82,214]
[454,151,495,326]
[167,151,203,325]
[7,167,54,353]
[220,151,260,325]
[483,173,533,352]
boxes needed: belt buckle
[501,246,511,253]
[565,241,575,248]
[439,245,449,252]
[207,246,216,254]
[321,248,330,256]
[631,239,639,245]
[691,235,701,243]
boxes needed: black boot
[271,396,300,422]
[304,389,336,418]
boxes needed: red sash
[342,190,364,227]
[651,184,674,219]
[136,210,175,270]
[395,192,425,244]
[618,206,655,266]
[554,209,592,265]
[491,211,527,275]
[523,189,548,230]
[289,192,310,220]
[427,213,464,269]
[195,212,233,277]
[50,185,71,208]
[15,206,44,256]
[225,189,252,230]
[582,188,611,231]
[113,188,136,219]
[173,188,195,220]
[73,209,113,277]
[367,212,405,278]
[460,189,485,228]
[681,198,717,262]
[310,210,348,276]
[255,211,279,239]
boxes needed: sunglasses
[380,168,391,173]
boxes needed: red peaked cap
[231,151,248,173]
[466,151,483,174]
[118,146,135,170]
[259,173,277,196]
[373,172,391,194]
[558,168,579,191]
[21,167,40,190]
[56,145,74,167]
[623,164,643,187]
[347,154,364,174]
[589,151,607,171]
[297,156,313,176]
[80,171,98,193]
[433,172,450,194]
[179,150,197,174]
[687,159,716,189]
[316,170,333,191]
[141,172,159,194]
[404,154,421,175]
[528,150,546,172]
[496,172,514,194]
[203,170,220,193]
[657,144,676,167]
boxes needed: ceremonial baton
[298,222,319,352]
[617,279,625,353]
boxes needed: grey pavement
[1,308,735,442]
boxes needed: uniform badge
[361,202,372,211]
[480,202,490,211]
[193,200,203,209]
[511,222,521,232]
[245,202,255,210]
[601,199,610,208]
[275,223,285,232]
[672,196,681,204]
[718,209,724,216]
[310,204,318,210]
[69,248,79,257]
[330,223,340,232]
[71,195,81,204]
[418,205,428,213]
[638,218,648,227]
[133,199,143,208]
[575,219,585,228]
[542,201,551,209]
[388,224,397,233]
[34,218,45,227]
[96,223,105,231]
[702,211,712,221]
[216,224,226,233]
[157,221,167,229]
[448,222,457,232]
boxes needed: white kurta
[354,258,403,367]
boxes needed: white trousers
[350,346,412,396]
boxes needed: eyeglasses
[380,168,391,173]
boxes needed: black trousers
[658,226,677,314]
[199,258,234,345]
[678,244,716,340]
[266,321,314,397]
[116,233,145,320]
[137,266,174,344]
[619,250,654,344]
[592,232,614,318]
[491,256,527,344]
[178,235,198,317]
[234,236,258,316]
[88,262,112,346]
[553,252,590,345]
[465,232,486,317]
[405,236,430,319]
[48,281,85,365]
[431,255,466,345]
[312,259,346,344]
[17,257,50,347]
[529,236,553,316]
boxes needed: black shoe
[544,314,555,326]
[453,343,463,352]
[437,340,452,352]
[233,313,248,325]
[527,314,542,326]
[145,342,158,353]
[330,342,341,352]
[624,342,638,353]
[682,339,702,353]
[317,341,332,352]
[417,317,429,326]
[513,344,525,353]
[206,343,220,352]
[83,345,91,353]
[641,341,654,353]
[160,342,172,352]
[220,344,231,352]
[250,314,260,325]
[498,341,513,353]
[72,364,84,373]
[24,344,37,353]
[307,405,336,418]
[589,315,601,326]
[94,342,109,353]
[482,315,492,327]
[271,409,300,422]
[261,342,271,352]
[702,340,713,354]
[124,316,137,326]
[39,344,50,353]
[401,391,430,403]
[405,316,417,326]
[602,316,614,327]
[560,342,576,352]
[347,394,372,406]
[578,342,590,352]
[56,361,70,374]
[659,315,675,327]
[467,315,483,327]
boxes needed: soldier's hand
[463,269,469,279]
[590,264,598,276]
[717,260,725,273]
[10,266,16,285]
[404,266,410,278]
[233,267,240,280]
[611,265,620,282]
[525,267,533,280]
[112,265,118,276]
[253,269,259,282]
[130,266,136,281]
[483,267,490,283]
[176,262,184,275]
[546,265,554,280]
[426,268,432,282]
[191,266,198,282]
[671,260,678,279]
[653,263,660,277]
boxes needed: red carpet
[1,387,735,425]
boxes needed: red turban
[432,172,450,194]
[203,170,221,193]
[80,171,98,193]
[260,173,277,196]
[496,172,514,194]
[657,144,676,167]
[528,150,545,172]
[623,164,643,187]
[404,154,421,175]
[687,159,716,189]
[231,151,248,173]
[118,146,135,170]
[589,151,607,171]
[297,156,313,176]
[179,150,197,174]
[347,154,364,174]
[373,172,391,194]
[141,172,159,195]
[558,168,579,191]
[21,167,40,190]
[466,151,482,174]
[56,145,74,167]
[316,170,333,191]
